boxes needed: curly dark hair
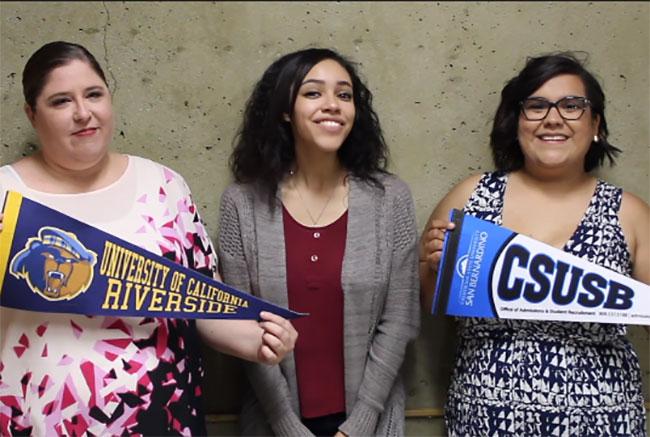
[229,48,389,201]
[23,41,108,111]
[490,52,620,172]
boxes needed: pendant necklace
[291,170,339,226]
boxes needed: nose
[322,92,340,113]
[73,100,91,122]
[542,104,564,125]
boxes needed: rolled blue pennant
[433,209,650,325]
[0,191,305,320]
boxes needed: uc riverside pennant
[0,191,305,320]
[433,209,650,325]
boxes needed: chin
[69,148,109,165]
[532,158,577,171]
[312,143,344,154]
[532,150,573,163]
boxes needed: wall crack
[101,1,118,95]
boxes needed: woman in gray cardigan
[217,48,420,437]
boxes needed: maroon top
[283,206,347,418]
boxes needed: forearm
[339,181,420,434]
[343,265,420,435]
[217,188,309,435]
[196,319,263,362]
[341,184,421,435]
[355,293,418,399]
[340,289,417,436]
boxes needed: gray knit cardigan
[217,173,420,437]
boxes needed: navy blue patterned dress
[445,171,646,436]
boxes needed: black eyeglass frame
[519,96,592,121]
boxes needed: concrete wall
[1,2,648,435]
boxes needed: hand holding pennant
[433,209,650,325]
[0,191,305,320]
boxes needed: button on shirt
[282,205,347,419]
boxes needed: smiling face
[289,59,355,156]
[26,59,114,169]
[517,74,600,172]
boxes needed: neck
[292,150,345,192]
[35,151,116,193]
[282,149,349,227]
[516,164,592,192]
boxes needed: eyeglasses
[520,96,591,121]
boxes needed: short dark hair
[229,47,389,201]
[490,52,620,172]
[23,41,108,111]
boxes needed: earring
[283,113,291,122]
[593,135,599,143]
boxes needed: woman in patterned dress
[0,41,297,436]
[420,53,649,436]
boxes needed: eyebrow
[301,79,353,87]
[45,85,106,100]
[526,95,587,100]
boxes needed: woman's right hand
[420,219,455,273]
[418,174,481,311]
[419,218,456,311]
[257,311,298,365]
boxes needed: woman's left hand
[334,431,347,437]
[420,218,455,273]
[257,311,298,365]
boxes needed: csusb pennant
[436,209,650,325]
[9,227,97,301]
[492,241,634,311]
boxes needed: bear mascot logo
[9,227,97,300]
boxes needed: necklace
[290,170,340,226]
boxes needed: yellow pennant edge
[0,191,23,296]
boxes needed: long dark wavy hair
[229,48,389,202]
[490,52,620,172]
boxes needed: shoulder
[221,181,258,204]
[0,165,11,205]
[353,172,412,201]
[378,172,413,198]
[219,182,270,216]
[451,172,486,197]
[440,172,485,207]
[619,189,649,276]
[127,155,197,204]
[621,189,650,209]
[597,179,650,219]
[0,164,17,184]
[423,172,487,225]
[620,189,650,223]
[128,155,186,184]
[3,156,36,188]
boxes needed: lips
[72,127,98,137]
[319,120,342,127]
[537,134,568,141]
[314,118,346,134]
[315,118,344,126]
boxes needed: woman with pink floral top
[0,40,297,436]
